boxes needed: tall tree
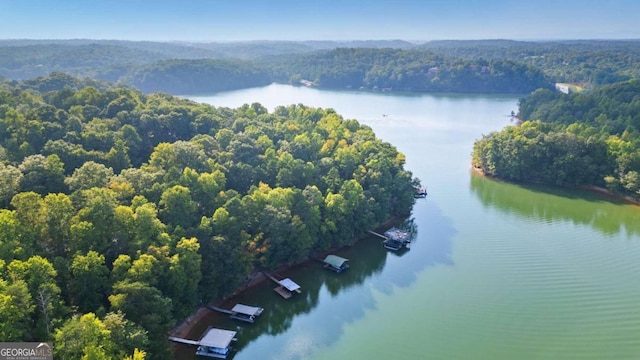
[70,251,109,313]
[54,313,115,360]
[0,279,34,341]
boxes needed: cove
[175,84,640,359]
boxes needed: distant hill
[1,39,638,94]
[0,39,417,82]
[0,43,171,81]
[121,58,272,94]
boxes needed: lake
[177,84,640,359]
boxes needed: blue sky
[1,0,638,42]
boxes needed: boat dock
[369,227,412,251]
[170,327,237,359]
[264,272,301,299]
[414,185,427,198]
[322,254,350,273]
[206,303,265,323]
[382,227,412,251]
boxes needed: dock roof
[199,328,237,349]
[323,254,349,268]
[278,278,301,292]
[231,304,263,316]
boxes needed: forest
[3,39,639,95]
[419,40,640,86]
[472,79,640,198]
[0,74,418,359]
[273,48,552,94]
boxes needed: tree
[0,279,34,341]
[0,210,21,262]
[70,188,118,256]
[166,237,202,317]
[18,154,66,194]
[104,139,132,173]
[159,185,196,229]
[54,313,114,360]
[7,256,63,339]
[111,254,132,284]
[71,251,109,313]
[109,281,173,359]
[0,163,22,207]
[124,348,147,360]
[126,254,161,287]
[65,161,114,192]
[41,193,74,257]
[103,311,149,359]
[132,203,166,253]
[10,191,44,256]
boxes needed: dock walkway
[168,336,200,346]
[367,230,388,240]
[205,305,234,315]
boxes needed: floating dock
[230,304,264,323]
[206,303,264,323]
[322,254,350,273]
[384,227,411,244]
[264,272,301,299]
[414,185,427,198]
[382,227,412,251]
[369,227,412,251]
[169,327,237,359]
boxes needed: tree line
[0,75,418,359]
[472,79,640,198]
[20,40,640,94]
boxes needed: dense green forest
[275,47,552,93]
[0,39,411,82]
[4,39,639,95]
[472,79,640,198]
[0,74,418,359]
[420,40,640,86]
[121,59,272,94]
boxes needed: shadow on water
[469,171,640,236]
[174,199,455,359]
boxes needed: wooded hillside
[0,75,418,359]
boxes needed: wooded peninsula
[0,74,418,359]
[472,79,640,200]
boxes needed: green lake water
[176,84,640,359]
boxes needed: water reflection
[175,199,455,359]
[469,171,640,236]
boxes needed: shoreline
[168,217,400,340]
[471,164,640,206]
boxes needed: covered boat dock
[264,272,302,299]
[206,303,264,323]
[322,254,350,273]
[196,327,237,358]
[169,327,237,359]
[275,278,302,299]
[230,304,264,323]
